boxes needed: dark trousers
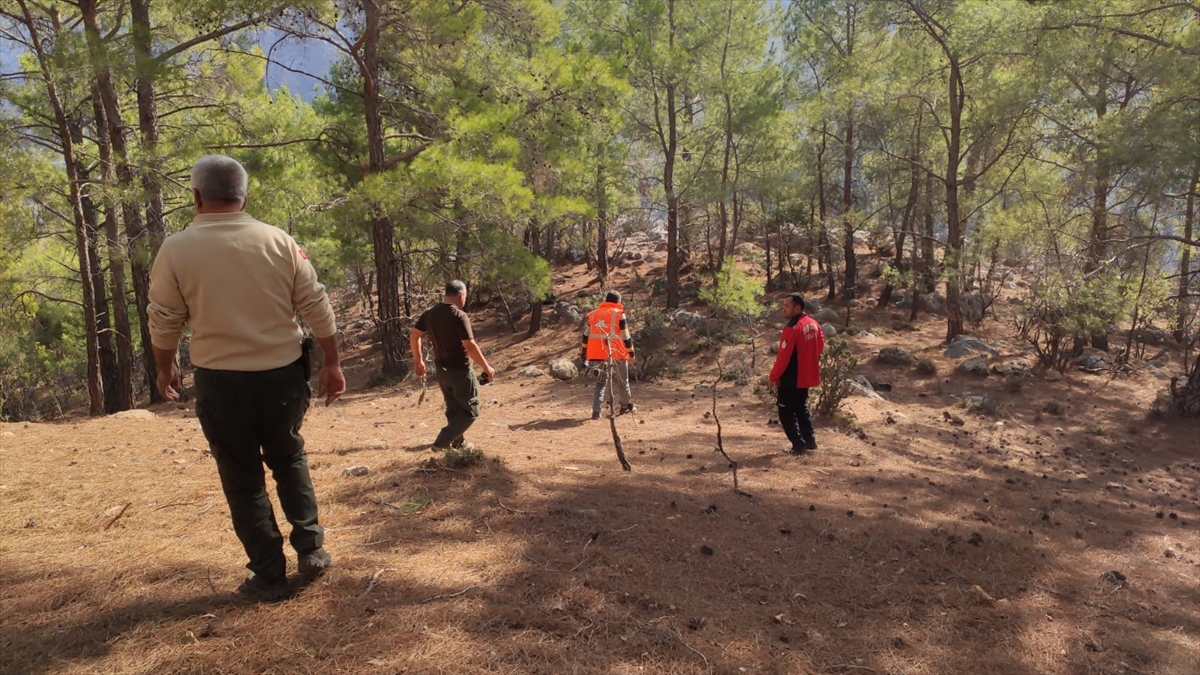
[195,360,321,582]
[434,366,480,448]
[777,386,815,450]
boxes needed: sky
[0,28,336,103]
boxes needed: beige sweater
[148,212,337,371]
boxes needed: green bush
[628,305,675,382]
[812,338,857,417]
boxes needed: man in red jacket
[769,293,825,454]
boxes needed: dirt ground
[2,262,1198,675]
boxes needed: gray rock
[959,355,991,376]
[1075,348,1107,371]
[821,322,837,338]
[343,466,371,477]
[673,309,709,332]
[848,379,884,400]
[877,346,917,366]
[960,292,986,322]
[944,335,999,359]
[518,366,545,378]
[918,292,946,314]
[549,358,578,381]
[813,307,840,324]
[865,298,878,308]
[849,299,863,308]
[805,298,823,313]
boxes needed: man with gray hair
[148,155,345,601]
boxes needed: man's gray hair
[191,155,248,203]
[445,280,467,296]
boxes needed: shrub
[812,338,857,417]
[915,359,938,376]
[442,445,485,469]
[1041,400,1067,416]
[629,306,675,382]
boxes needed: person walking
[769,292,825,454]
[148,155,345,601]
[410,281,495,451]
[582,291,636,420]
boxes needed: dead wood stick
[104,502,132,530]
[496,497,526,514]
[361,567,394,597]
[711,362,748,496]
[604,348,631,471]
[420,584,478,603]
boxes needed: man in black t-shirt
[410,280,496,451]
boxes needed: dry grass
[2,262,1199,675]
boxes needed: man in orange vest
[581,291,636,419]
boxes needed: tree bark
[664,0,681,309]
[1174,162,1197,342]
[362,0,407,376]
[73,117,120,413]
[80,0,161,402]
[816,121,836,299]
[596,156,609,278]
[841,108,856,300]
[92,88,135,411]
[943,56,965,341]
[21,0,103,415]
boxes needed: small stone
[343,466,371,477]
[699,545,714,556]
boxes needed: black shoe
[451,439,478,452]
[619,404,636,415]
[237,573,290,602]
[591,411,601,420]
[298,548,333,578]
[805,439,819,451]
[784,446,805,455]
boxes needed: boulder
[549,358,578,381]
[821,323,837,338]
[918,292,946,314]
[1074,348,1107,371]
[812,307,840,324]
[960,292,986,322]
[958,355,991,376]
[518,366,545,378]
[848,378,884,400]
[877,346,917,366]
[944,335,999,359]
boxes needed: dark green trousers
[194,360,322,582]
[433,367,480,448]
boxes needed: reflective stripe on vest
[586,305,629,361]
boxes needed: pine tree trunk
[81,0,161,402]
[1176,163,1197,342]
[943,57,965,342]
[363,0,406,376]
[21,0,103,415]
[841,109,856,300]
[92,88,135,411]
[663,0,681,309]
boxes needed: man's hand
[483,364,496,382]
[157,361,182,402]
[318,364,346,406]
[414,360,427,379]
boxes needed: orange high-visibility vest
[586,302,630,361]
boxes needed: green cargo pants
[433,366,480,448]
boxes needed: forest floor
[2,253,1199,675]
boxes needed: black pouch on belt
[300,336,315,380]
